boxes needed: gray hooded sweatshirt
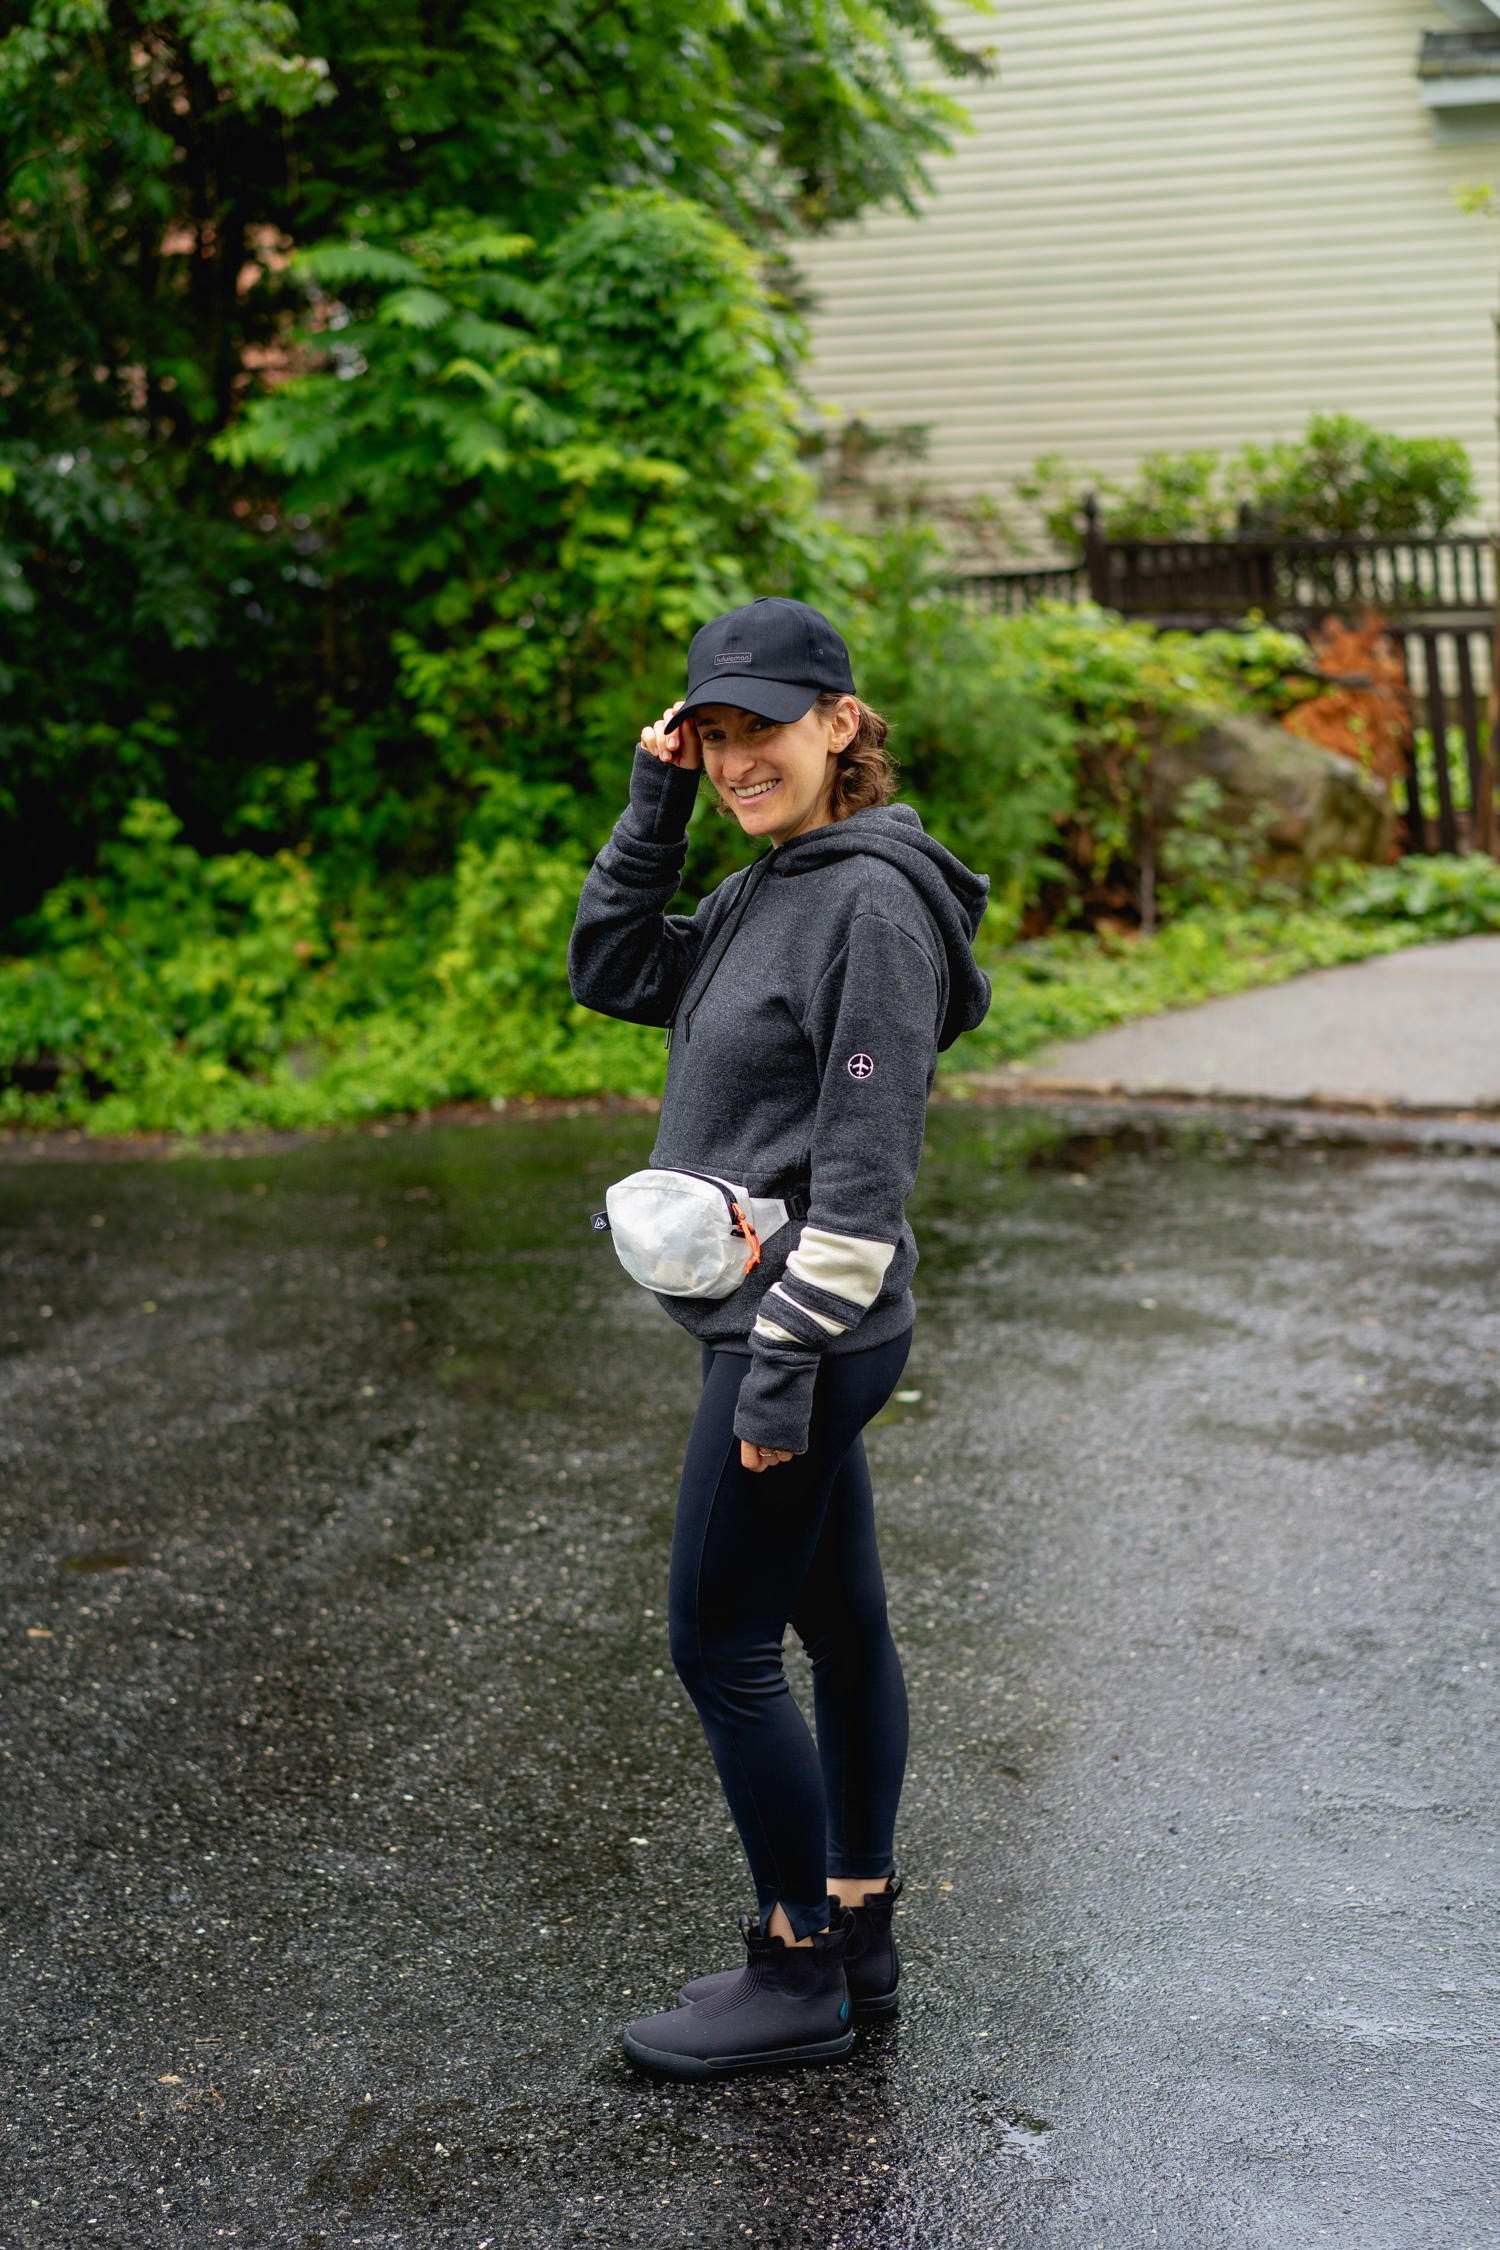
[568,747,993,1453]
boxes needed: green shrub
[843,532,1077,942]
[1018,412,1478,550]
[1332,853,1500,939]
[0,791,668,1135]
[845,526,1322,935]
[0,797,330,1124]
[954,598,1315,923]
[0,602,1434,1140]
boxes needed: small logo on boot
[839,1998,849,2022]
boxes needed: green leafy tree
[214,191,861,883]
[0,0,992,935]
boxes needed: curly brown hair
[819,691,900,819]
[708,691,899,821]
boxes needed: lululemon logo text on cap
[714,650,754,666]
[846,1053,875,1079]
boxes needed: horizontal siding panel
[804,248,1495,278]
[803,338,1499,378]
[805,401,1499,434]
[814,178,1500,222]
[805,384,1500,420]
[802,360,1500,394]
[913,3,1429,72]
[806,265,1499,311]
[804,335,1496,370]
[898,259,1494,299]
[799,0,1500,533]
[942,11,1407,54]
[940,70,1427,113]
[813,400,1500,429]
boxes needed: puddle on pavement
[994,2110,1058,2171]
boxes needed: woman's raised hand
[639,703,702,772]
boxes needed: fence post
[1419,631,1459,853]
[1082,493,1108,605]
[1487,532,1500,854]
[1455,632,1489,853]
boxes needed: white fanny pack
[590,1166,805,1300]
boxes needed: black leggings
[667,1326,914,1941]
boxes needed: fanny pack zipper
[589,1165,809,1241]
[655,1165,810,1225]
[650,1166,809,1276]
[665,1167,766,1242]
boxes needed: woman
[568,596,992,2079]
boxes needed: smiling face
[694,697,858,847]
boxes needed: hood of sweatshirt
[770,802,993,1051]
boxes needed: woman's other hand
[741,1440,799,1472]
[639,703,702,772]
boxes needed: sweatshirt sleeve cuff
[732,1338,821,1455]
[622,745,702,843]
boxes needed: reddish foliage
[1281,610,1409,786]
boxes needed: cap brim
[664,677,821,730]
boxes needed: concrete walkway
[978,932,1500,1112]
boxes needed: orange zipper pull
[731,1200,763,1275]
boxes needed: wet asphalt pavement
[2,1103,1496,2249]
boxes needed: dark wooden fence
[963,498,1498,855]
[966,561,1090,614]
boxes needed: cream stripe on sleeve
[783,1225,897,1308]
[763,1283,844,1334]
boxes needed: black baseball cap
[663,597,858,730]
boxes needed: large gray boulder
[1151,712,1398,874]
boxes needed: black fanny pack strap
[681,1174,808,1226]
[750,1181,809,1224]
[692,1177,808,1223]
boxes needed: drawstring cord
[665,848,775,1052]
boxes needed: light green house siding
[796,0,1500,537]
